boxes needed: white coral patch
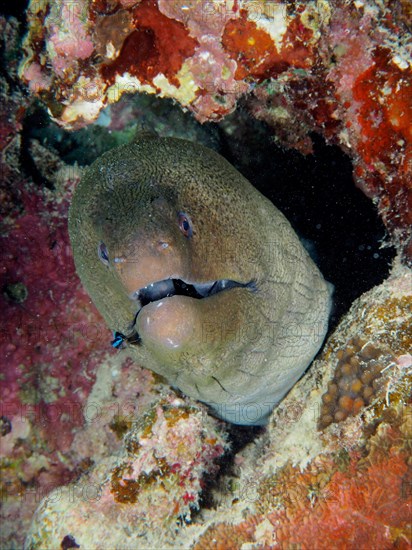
[105,42,117,61]
[106,68,198,108]
[392,55,409,70]
[59,98,105,127]
[153,67,198,106]
[247,1,289,51]
[107,73,156,104]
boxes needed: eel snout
[125,277,256,346]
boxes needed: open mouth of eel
[116,277,256,347]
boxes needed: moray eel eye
[178,212,192,238]
[98,241,109,266]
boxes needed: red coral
[352,47,412,261]
[101,0,198,86]
[223,12,313,81]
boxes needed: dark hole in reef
[24,93,395,329]
[20,106,56,190]
[1,1,30,26]
[60,534,80,550]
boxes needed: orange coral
[199,406,411,549]
[318,338,394,429]
[222,12,313,80]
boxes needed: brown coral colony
[319,338,394,429]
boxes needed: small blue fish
[111,331,125,349]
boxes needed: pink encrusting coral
[19,0,412,263]
[0,168,108,446]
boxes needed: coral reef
[24,396,228,549]
[19,0,412,262]
[1,4,411,548]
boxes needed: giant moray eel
[69,133,332,425]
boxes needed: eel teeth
[131,278,256,307]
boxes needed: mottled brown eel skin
[69,133,332,425]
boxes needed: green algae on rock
[68,133,332,425]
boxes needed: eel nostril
[98,241,110,266]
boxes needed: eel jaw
[124,277,256,345]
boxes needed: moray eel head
[103,195,255,351]
[69,134,332,425]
